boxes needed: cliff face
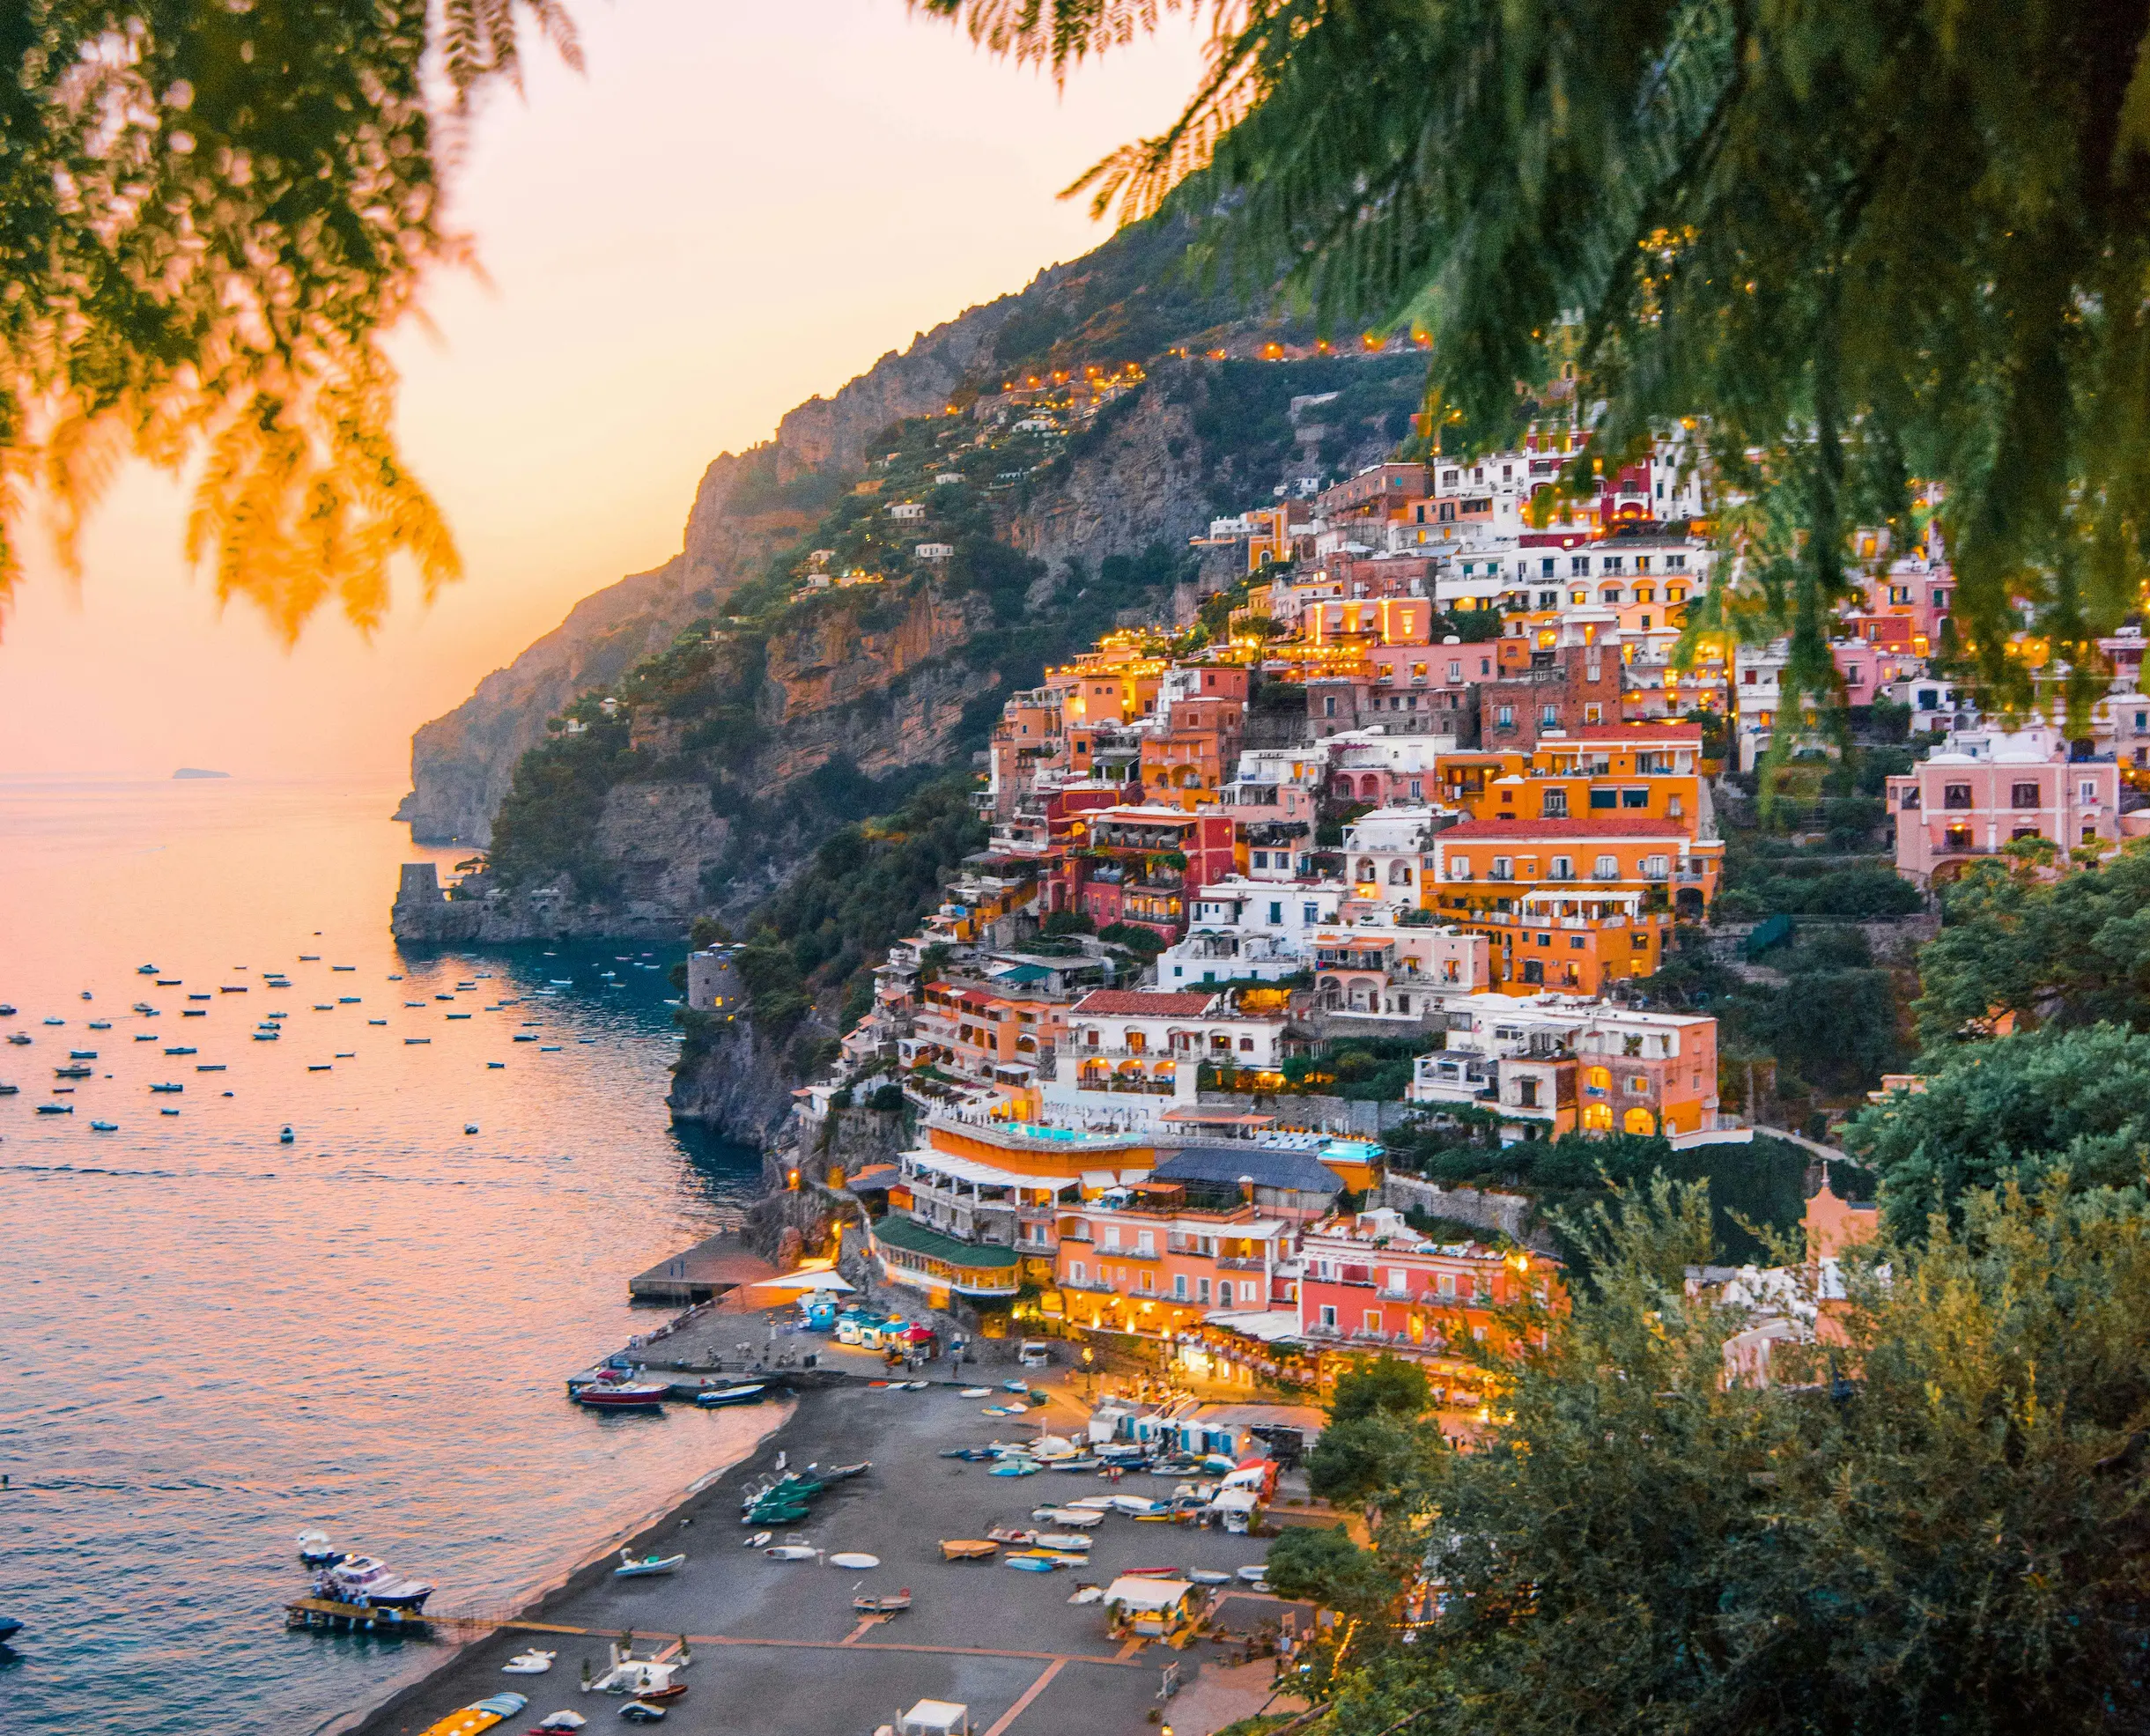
[399,298,1022,844]
[666,1017,809,1146]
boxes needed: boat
[417,1692,528,1736]
[339,996,361,1004]
[42,1017,63,1025]
[826,1552,880,1570]
[612,1550,685,1579]
[0,1084,16,1097]
[297,1531,344,1567]
[1036,1534,1092,1552]
[334,964,357,972]
[463,1123,479,1134]
[37,1104,73,1115]
[86,1020,111,1030]
[1049,1456,1103,1472]
[1186,1569,1232,1585]
[958,1386,991,1398]
[513,1034,539,1043]
[988,1460,1040,1478]
[279,1127,295,1142]
[535,1716,587,1732]
[619,1705,667,1725]
[6,1034,29,1045]
[816,1460,871,1481]
[939,1540,999,1561]
[575,1379,669,1410]
[161,1107,179,1116]
[693,1384,765,1407]
[746,1503,809,1526]
[310,1065,333,1072]
[1067,1584,1105,1605]
[1236,1564,1271,1583]
[131,1001,156,1013]
[196,1064,226,1071]
[137,964,159,975]
[369,1018,388,1025]
[182,1009,206,1017]
[743,1531,771,1548]
[219,986,248,993]
[405,1038,431,1045]
[151,1082,183,1093]
[69,1048,98,1060]
[254,1031,279,1041]
[852,1588,912,1614]
[1004,1553,1062,1572]
[91,1119,117,1132]
[0,1614,24,1641]
[315,1555,435,1610]
[165,1046,196,1056]
[1122,1566,1184,1579]
[985,1527,1036,1546]
[763,1544,821,1562]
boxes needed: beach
[350,1376,1310,1736]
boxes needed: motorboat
[151,1082,183,1093]
[164,1046,196,1056]
[1036,1534,1092,1552]
[1048,1456,1103,1472]
[42,1016,63,1025]
[1003,1553,1063,1572]
[338,996,361,1004]
[316,1555,435,1610]
[68,1049,98,1060]
[619,1705,667,1725]
[815,1460,870,1481]
[502,1649,557,1675]
[988,1460,1040,1478]
[54,1064,92,1078]
[0,1614,22,1643]
[1186,1569,1232,1585]
[1236,1564,1271,1583]
[279,1127,295,1143]
[852,1587,911,1614]
[1001,1378,1029,1393]
[613,1550,684,1578]
[196,1064,225,1071]
[743,1531,771,1548]
[763,1544,820,1562]
[91,1119,118,1132]
[575,1378,669,1410]
[6,1034,30,1045]
[297,1531,344,1567]
[86,1020,111,1031]
[958,1386,991,1398]
[131,1001,156,1014]
[417,1692,527,1736]
[138,964,160,975]
[0,1084,17,1097]
[691,1381,765,1407]
[985,1526,1036,1546]
[36,1103,72,1114]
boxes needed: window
[1900,787,1921,809]
[1139,1269,1154,1293]
[1437,1272,1458,1297]
[1517,1076,1539,1107]
[1584,702,1603,724]
[1219,1281,1236,1308]
[1571,557,1590,576]
[1644,854,1669,879]
[1570,934,1585,949]
[1172,1274,1187,1300]
[1324,696,1337,718]
[1497,705,1515,728]
[1363,1310,1384,1334]
[1491,857,1514,881]
[1589,787,1618,809]
[1069,1261,1086,1284]
[2012,782,2041,809]
[1197,1277,1211,1304]
[1622,787,1650,809]
[1541,789,1569,818]
[2080,779,2098,803]
[1319,1303,1336,1330]
[1594,853,1620,878]
[2012,826,2042,842]
[1303,902,1319,922]
[1551,855,1574,880]
[1447,660,1462,681]
[1944,824,1973,850]
[1944,783,1973,809]
[1268,901,1283,924]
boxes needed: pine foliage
[0,0,577,639]
[919,0,2150,726]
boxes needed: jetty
[628,1230,774,1304]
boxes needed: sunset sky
[0,3,1201,785]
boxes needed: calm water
[0,779,770,1733]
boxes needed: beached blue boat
[694,1385,766,1407]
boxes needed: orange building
[1428,816,1722,991]
[1444,720,1711,838]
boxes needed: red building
[1053,806,1238,939]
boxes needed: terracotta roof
[1437,816,1688,841]
[1073,990,1219,1017]
[1570,720,1704,742]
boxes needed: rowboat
[852,1588,912,1614]
[1123,1566,1183,1578]
[1036,1534,1091,1552]
[500,1648,556,1673]
[939,1540,998,1561]
[816,1460,871,1481]
[1038,1509,1102,1527]
[988,1460,1040,1478]
[1003,1553,1063,1572]
[1186,1569,1232,1585]
[416,1692,527,1736]
[1236,1564,1271,1583]
[743,1531,772,1548]
[613,1550,685,1579]
[764,1544,821,1562]
[984,1526,1035,1546]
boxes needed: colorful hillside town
[691,434,2150,1400]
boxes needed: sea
[0,778,772,1733]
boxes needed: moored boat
[315,1554,435,1610]
[613,1549,685,1578]
[574,1377,669,1410]
[693,1384,765,1407]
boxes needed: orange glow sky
[0,3,1201,784]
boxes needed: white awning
[1105,1576,1195,1612]
[901,1148,1080,1192]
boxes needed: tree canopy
[1913,839,2150,1046]
[1843,1024,2150,1237]
[922,0,2150,728]
[2,0,574,639]
[1274,1176,2150,1735]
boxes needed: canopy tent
[750,1270,856,1294]
[1104,1576,1196,1613]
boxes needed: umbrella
[750,1271,856,1293]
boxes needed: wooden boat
[1123,1566,1183,1578]
[985,1526,1035,1546]
[852,1588,912,1614]
[1036,1534,1092,1552]
[939,1539,999,1561]
[1039,1508,1102,1527]
[416,1692,527,1736]
[632,1682,688,1704]
[613,1550,685,1578]
[816,1460,871,1481]
[1003,1552,1064,1572]
[1186,1569,1232,1585]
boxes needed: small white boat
[1237,1564,1271,1583]
[1067,1584,1105,1604]
[536,1715,587,1732]
[503,1649,558,1674]
[1040,1508,1102,1527]
[297,1531,344,1567]
[764,1544,821,1562]
[959,1387,991,1398]
[613,1549,685,1579]
[826,1552,879,1570]
[1035,1534,1091,1552]
[743,1531,771,1548]
[1186,1569,1232,1585]
[693,1384,765,1407]
[1002,1378,1029,1393]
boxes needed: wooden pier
[628,1230,775,1304]
[284,1598,507,1640]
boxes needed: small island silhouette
[171,768,231,779]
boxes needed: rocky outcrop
[1011,377,1214,584]
[388,861,688,944]
[667,1017,807,1146]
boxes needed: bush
[865,1082,906,1113]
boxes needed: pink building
[1831,638,1922,705]
[1297,1208,1555,1363]
[1887,727,2122,884]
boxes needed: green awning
[872,1215,1022,1270]
[992,964,1053,985]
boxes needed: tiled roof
[1436,816,1687,841]
[1154,1146,1348,1193]
[1072,991,1219,1017]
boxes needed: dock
[627,1230,776,1304]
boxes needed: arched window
[1582,1102,1614,1131]
[1360,774,1381,801]
[1586,1066,1612,1092]
[1356,858,1377,883]
[1623,1107,1657,1135]
[1388,860,1412,885]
